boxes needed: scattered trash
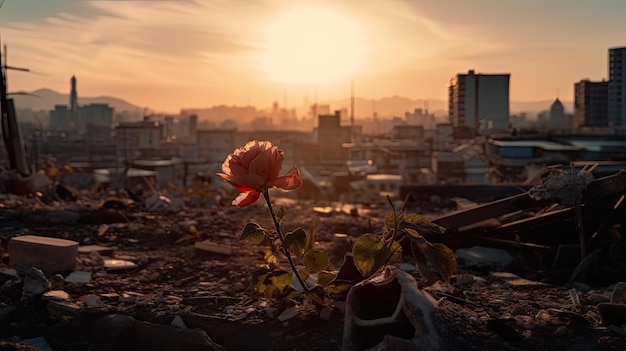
[343,266,440,351]
[103,259,138,271]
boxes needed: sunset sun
[257,7,368,85]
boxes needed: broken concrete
[8,235,78,274]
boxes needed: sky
[1,0,625,113]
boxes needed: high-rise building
[70,75,78,128]
[608,46,626,126]
[448,70,510,132]
[574,79,608,128]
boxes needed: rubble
[1,168,626,350]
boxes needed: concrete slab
[8,235,79,275]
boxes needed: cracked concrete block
[8,235,79,274]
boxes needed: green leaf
[384,211,403,230]
[303,250,330,272]
[276,207,286,224]
[405,228,421,239]
[352,233,402,278]
[284,228,307,259]
[240,222,266,244]
[402,214,446,235]
[317,271,337,286]
[304,285,326,306]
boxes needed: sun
[257,7,368,85]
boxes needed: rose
[218,140,303,207]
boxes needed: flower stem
[262,190,309,292]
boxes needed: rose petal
[267,165,302,190]
[232,191,261,207]
[228,173,265,191]
[237,141,272,167]
[248,147,282,183]
[268,148,285,181]
[222,154,248,176]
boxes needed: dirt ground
[1,192,626,351]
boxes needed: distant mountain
[12,88,572,117]
[12,88,142,112]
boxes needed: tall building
[608,46,626,126]
[574,79,608,128]
[448,69,510,132]
[81,103,114,129]
[70,75,78,128]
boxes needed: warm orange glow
[257,7,367,85]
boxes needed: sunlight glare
[257,7,367,85]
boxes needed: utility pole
[1,39,32,176]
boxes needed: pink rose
[218,140,303,207]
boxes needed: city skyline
[1,0,625,113]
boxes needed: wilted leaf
[317,271,337,286]
[276,207,287,224]
[267,270,292,289]
[284,228,307,259]
[352,234,402,278]
[323,283,351,300]
[303,250,329,272]
[402,214,446,235]
[264,250,280,266]
[304,285,326,306]
[262,270,293,300]
[264,284,283,300]
[240,222,266,244]
[412,237,456,283]
[298,268,311,282]
[431,243,457,281]
[250,267,270,293]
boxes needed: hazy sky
[1,0,625,113]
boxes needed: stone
[9,235,78,275]
[78,244,113,256]
[64,271,92,284]
[456,246,513,268]
[42,290,71,301]
[93,314,221,351]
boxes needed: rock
[46,210,80,224]
[9,235,79,275]
[456,246,513,268]
[93,314,222,351]
[490,272,548,289]
[65,271,92,284]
